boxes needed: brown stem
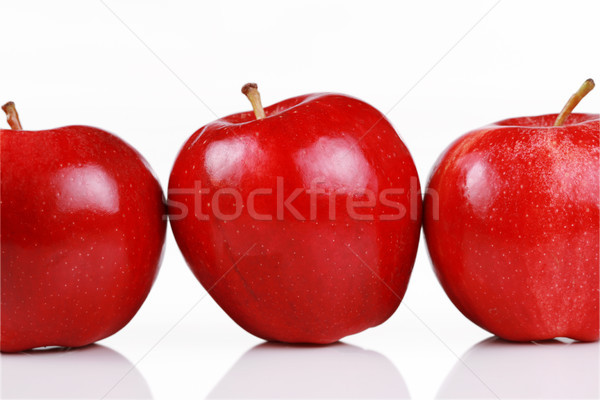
[554,79,595,126]
[241,83,266,120]
[2,102,23,130]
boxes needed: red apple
[169,84,421,343]
[424,79,599,341]
[0,102,166,352]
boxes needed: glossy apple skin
[1,126,166,352]
[169,93,421,343]
[424,113,599,341]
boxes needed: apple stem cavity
[242,83,266,120]
[2,101,23,130]
[554,78,595,126]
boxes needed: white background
[1,1,599,399]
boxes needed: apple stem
[554,79,595,126]
[2,101,23,130]
[241,83,266,120]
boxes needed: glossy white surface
[1,345,151,398]
[438,338,599,398]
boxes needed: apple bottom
[440,279,599,342]
[208,265,409,344]
[176,217,418,344]
[0,238,159,352]
[428,218,599,342]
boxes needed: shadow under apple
[208,341,409,399]
[437,336,599,399]
[1,344,152,399]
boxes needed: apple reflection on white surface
[208,342,409,398]
[437,337,599,399]
[0,344,152,399]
